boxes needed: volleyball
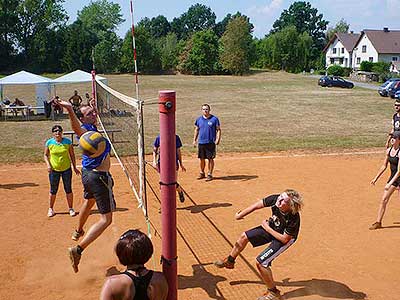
[79,131,106,158]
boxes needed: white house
[324,32,360,68]
[352,28,400,69]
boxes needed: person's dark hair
[202,103,210,110]
[51,125,63,132]
[116,229,153,266]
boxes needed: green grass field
[0,71,391,163]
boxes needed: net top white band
[96,78,140,109]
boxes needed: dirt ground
[1,151,400,300]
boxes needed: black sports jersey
[262,194,300,239]
[393,113,400,131]
[123,270,154,300]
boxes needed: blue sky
[62,0,400,38]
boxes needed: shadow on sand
[0,182,39,190]
[177,202,232,214]
[230,277,366,299]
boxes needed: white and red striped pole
[129,0,139,100]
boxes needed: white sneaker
[47,208,55,217]
[69,208,76,217]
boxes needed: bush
[342,67,352,77]
[316,69,326,75]
[360,61,374,72]
[327,65,344,76]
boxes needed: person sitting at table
[11,98,26,117]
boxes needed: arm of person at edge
[235,199,265,220]
[43,146,52,173]
[386,130,394,148]
[68,144,81,176]
[56,100,86,137]
[193,126,199,147]
[385,151,400,190]
[177,147,186,172]
[261,220,293,245]
[215,125,221,145]
[371,150,389,185]
[152,146,158,168]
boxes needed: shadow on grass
[177,202,232,214]
[213,175,258,181]
[230,277,366,299]
[0,182,39,190]
[178,263,227,300]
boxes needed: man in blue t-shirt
[193,104,221,181]
[57,99,115,273]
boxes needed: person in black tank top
[385,100,400,147]
[370,131,400,230]
[100,230,168,300]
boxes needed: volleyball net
[95,78,147,216]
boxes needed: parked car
[318,76,354,88]
[379,78,400,97]
[394,90,400,99]
[388,81,400,98]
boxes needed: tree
[120,26,161,73]
[77,0,124,37]
[93,32,122,73]
[0,0,19,71]
[177,29,219,75]
[150,15,170,38]
[77,0,124,72]
[219,16,253,75]
[158,32,179,71]
[326,18,350,41]
[62,20,98,72]
[214,12,254,38]
[14,0,68,69]
[270,1,328,63]
[171,4,216,40]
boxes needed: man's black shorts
[82,169,116,214]
[198,143,216,159]
[245,225,295,267]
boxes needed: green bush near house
[327,65,344,76]
[360,61,374,72]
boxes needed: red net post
[159,90,177,300]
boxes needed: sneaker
[214,257,235,269]
[69,208,76,217]
[257,290,283,300]
[205,174,213,182]
[178,191,185,203]
[68,246,81,273]
[47,208,55,217]
[369,222,382,230]
[71,229,85,241]
[197,172,206,180]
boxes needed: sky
[62,0,400,38]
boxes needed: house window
[339,58,344,65]
[357,57,361,64]
[393,57,398,61]
[333,48,337,54]
[362,45,367,53]
[341,48,344,54]
[369,57,373,62]
[330,58,334,64]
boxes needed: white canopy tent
[0,71,52,112]
[52,69,107,84]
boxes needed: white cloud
[248,0,284,16]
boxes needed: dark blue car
[318,76,354,88]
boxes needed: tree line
[0,0,334,75]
